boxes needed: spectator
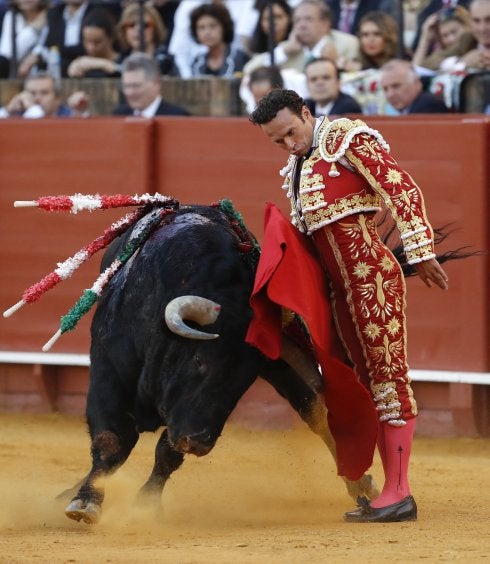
[189,3,249,77]
[34,1,95,78]
[461,0,490,70]
[67,8,119,78]
[245,0,359,75]
[247,0,293,56]
[240,64,284,113]
[0,70,89,118]
[412,5,475,71]
[150,0,179,45]
[0,0,49,78]
[343,11,400,72]
[168,0,256,79]
[411,0,470,53]
[249,64,284,103]
[112,52,189,117]
[326,0,400,36]
[304,56,362,115]
[116,2,179,77]
[380,58,449,113]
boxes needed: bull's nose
[173,430,213,456]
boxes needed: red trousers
[312,213,417,424]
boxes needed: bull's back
[91,205,256,366]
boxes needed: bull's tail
[378,212,480,277]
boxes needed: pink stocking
[371,418,416,508]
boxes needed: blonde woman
[116,2,179,76]
[343,11,400,72]
[412,6,476,71]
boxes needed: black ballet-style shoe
[344,495,417,523]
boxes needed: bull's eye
[194,355,205,373]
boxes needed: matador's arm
[345,132,436,266]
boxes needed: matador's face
[260,106,316,158]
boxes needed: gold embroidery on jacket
[323,118,367,158]
[344,135,435,264]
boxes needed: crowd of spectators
[0,0,488,118]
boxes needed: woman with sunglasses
[116,2,179,77]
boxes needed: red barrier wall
[0,118,153,352]
[0,116,488,434]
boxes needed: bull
[64,203,377,524]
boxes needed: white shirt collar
[314,101,335,116]
[138,95,162,118]
[305,36,331,59]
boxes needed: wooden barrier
[0,116,488,435]
[0,77,244,117]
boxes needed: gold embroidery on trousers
[367,334,405,378]
[336,214,384,260]
[357,272,402,322]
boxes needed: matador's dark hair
[249,88,305,125]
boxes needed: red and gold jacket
[279,117,436,265]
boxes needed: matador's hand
[414,258,449,290]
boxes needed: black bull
[64,204,378,524]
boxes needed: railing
[0,77,245,117]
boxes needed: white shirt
[314,101,335,116]
[274,36,330,68]
[63,2,89,46]
[136,95,162,118]
[0,10,46,61]
[0,104,45,119]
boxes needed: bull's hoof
[65,498,102,524]
[345,473,379,502]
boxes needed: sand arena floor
[0,412,489,563]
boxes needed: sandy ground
[0,412,489,564]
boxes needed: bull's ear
[165,296,221,340]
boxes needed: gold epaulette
[318,118,390,164]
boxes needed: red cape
[246,203,378,480]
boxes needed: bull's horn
[165,296,221,340]
[280,334,324,393]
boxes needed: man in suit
[252,0,359,74]
[304,57,362,116]
[326,0,400,35]
[113,52,189,117]
[380,59,449,114]
[0,71,88,118]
